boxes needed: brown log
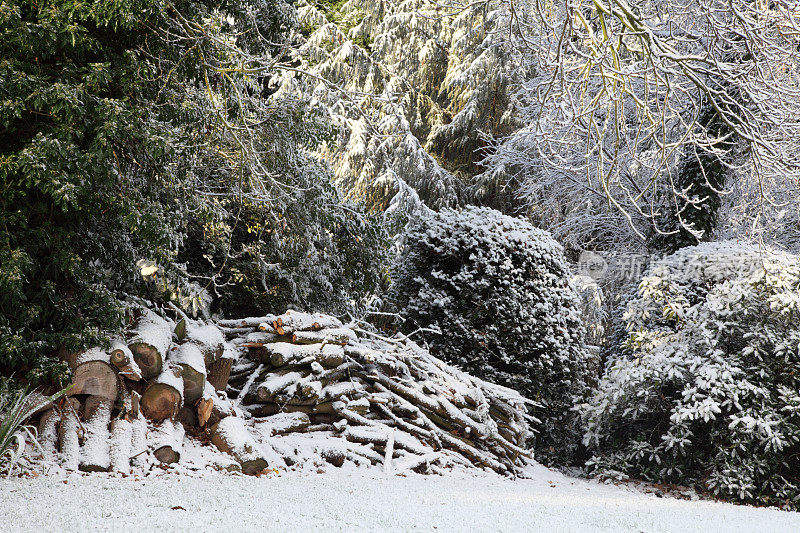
[291,328,354,345]
[69,360,118,401]
[273,311,343,334]
[177,405,198,428]
[167,343,206,405]
[207,357,233,392]
[217,315,279,328]
[128,313,172,379]
[264,343,344,368]
[110,341,142,381]
[130,390,141,418]
[141,380,182,422]
[109,419,133,473]
[186,324,225,365]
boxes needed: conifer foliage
[389,206,593,464]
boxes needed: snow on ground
[2,463,798,532]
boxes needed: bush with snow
[582,241,800,508]
[389,206,593,464]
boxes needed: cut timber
[129,417,147,468]
[141,367,183,422]
[254,412,310,436]
[130,390,141,418]
[69,360,118,401]
[207,357,233,392]
[210,417,269,475]
[273,310,343,334]
[79,398,112,472]
[128,313,172,379]
[110,340,141,381]
[58,397,81,470]
[264,342,344,368]
[217,315,279,329]
[151,419,184,464]
[177,405,198,428]
[168,344,206,405]
[83,395,111,422]
[109,418,133,473]
[186,324,225,365]
[292,328,355,345]
[197,397,214,427]
[37,408,60,460]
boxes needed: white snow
[2,465,798,532]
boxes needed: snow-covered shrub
[582,241,800,508]
[390,206,593,464]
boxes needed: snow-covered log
[167,343,206,405]
[128,311,173,379]
[151,419,184,464]
[79,398,112,472]
[211,417,273,474]
[141,365,183,421]
[110,340,142,381]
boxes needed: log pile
[220,310,534,475]
[35,308,534,476]
[35,307,237,473]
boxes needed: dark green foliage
[389,206,593,465]
[0,0,387,385]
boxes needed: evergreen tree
[389,206,593,465]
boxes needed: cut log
[141,367,183,422]
[217,315,279,329]
[256,371,303,402]
[273,310,343,334]
[79,397,112,472]
[292,328,355,346]
[151,419,184,464]
[254,412,310,436]
[130,390,141,418]
[174,318,187,342]
[110,340,142,381]
[186,324,225,365]
[58,397,82,470]
[168,344,206,405]
[207,357,233,392]
[128,311,173,379]
[109,418,133,474]
[264,342,344,368]
[69,360,118,401]
[210,417,270,475]
[129,416,148,468]
[37,408,60,460]
[177,405,198,428]
[82,394,111,422]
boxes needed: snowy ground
[2,464,799,532]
